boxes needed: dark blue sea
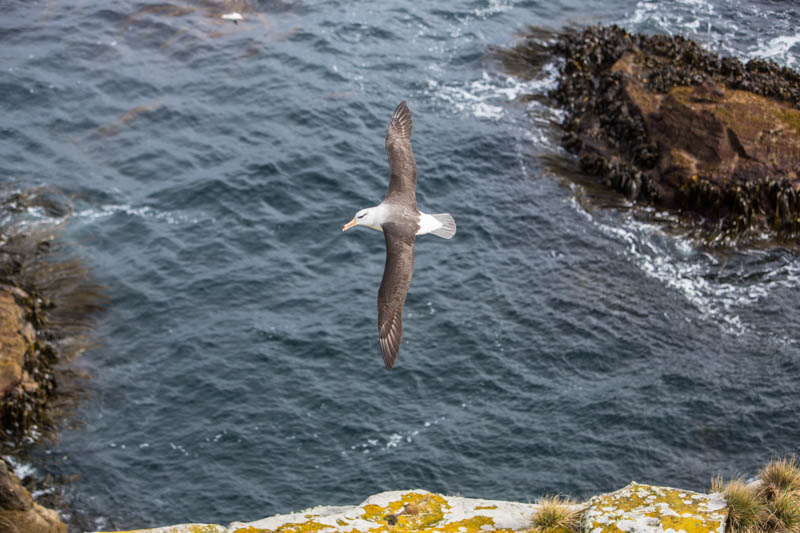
[2,0,799,530]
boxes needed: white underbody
[358,203,442,235]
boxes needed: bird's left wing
[377,225,415,370]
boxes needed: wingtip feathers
[389,100,413,139]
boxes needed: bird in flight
[342,101,456,370]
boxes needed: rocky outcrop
[0,288,46,426]
[88,485,728,533]
[0,459,65,533]
[0,290,29,397]
[0,187,102,532]
[503,26,800,242]
[0,284,59,439]
[583,483,726,533]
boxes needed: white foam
[569,198,800,339]
[629,0,715,38]
[345,415,444,455]
[625,0,800,69]
[2,455,38,480]
[75,204,209,225]
[473,0,511,18]
[750,32,800,66]
[425,67,557,121]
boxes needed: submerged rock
[503,25,800,243]
[88,485,729,533]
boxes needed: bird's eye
[357,213,366,219]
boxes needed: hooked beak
[342,217,357,231]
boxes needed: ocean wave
[74,204,211,226]
[2,455,38,481]
[750,31,800,68]
[569,197,800,340]
[424,65,558,120]
[625,0,800,69]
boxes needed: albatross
[342,100,456,370]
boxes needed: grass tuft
[765,489,800,533]
[714,458,800,533]
[760,457,800,500]
[531,495,582,533]
[715,478,764,533]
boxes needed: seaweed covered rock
[0,186,102,530]
[0,459,66,533]
[505,25,800,242]
[0,187,103,441]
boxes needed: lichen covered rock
[92,490,540,533]
[231,490,537,533]
[91,486,731,533]
[582,482,726,533]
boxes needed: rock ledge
[91,484,727,533]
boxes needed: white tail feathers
[430,213,456,239]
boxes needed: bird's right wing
[384,100,418,208]
[377,225,415,370]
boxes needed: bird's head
[342,207,382,232]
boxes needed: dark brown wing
[377,224,415,370]
[384,100,418,209]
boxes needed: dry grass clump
[713,476,765,533]
[713,456,800,533]
[531,495,583,533]
[765,489,800,533]
[760,457,800,500]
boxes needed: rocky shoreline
[0,187,103,533]
[499,25,800,244]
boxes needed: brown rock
[0,460,66,533]
[0,291,28,397]
[519,25,800,240]
[612,52,800,208]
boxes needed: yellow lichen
[585,483,725,533]
[233,520,332,533]
[276,520,334,533]
[360,492,451,529]
[102,526,226,533]
[474,506,498,511]
[432,515,512,533]
[186,527,226,533]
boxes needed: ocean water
[1,0,799,530]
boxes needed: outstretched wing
[377,225,415,370]
[385,100,418,208]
